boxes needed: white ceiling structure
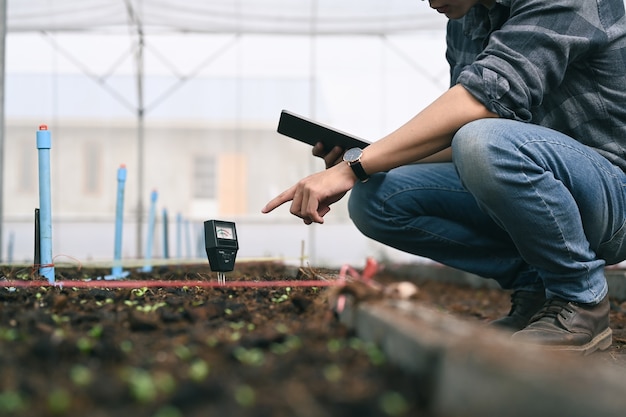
[7,0,443,35]
[0,0,448,261]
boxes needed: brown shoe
[511,295,612,355]
[490,290,546,332]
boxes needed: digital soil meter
[204,220,239,284]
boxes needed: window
[193,155,216,199]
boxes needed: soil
[0,261,625,417]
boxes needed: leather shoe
[490,290,546,332]
[511,295,612,355]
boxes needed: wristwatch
[343,147,369,182]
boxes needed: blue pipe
[36,125,54,283]
[176,212,182,259]
[141,190,158,272]
[111,164,128,279]
[162,208,169,259]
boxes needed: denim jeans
[349,119,626,304]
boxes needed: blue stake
[176,212,182,259]
[108,164,129,280]
[162,208,169,259]
[141,190,158,272]
[36,125,55,283]
[185,219,191,259]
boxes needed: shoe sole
[541,327,613,356]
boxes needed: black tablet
[277,110,371,151]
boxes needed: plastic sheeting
[7,0,445,35]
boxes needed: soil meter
[204,220,239,284]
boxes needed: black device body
[277,110,371,152]
[204,220,239,272]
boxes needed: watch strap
[348,160,369,182]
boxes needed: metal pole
[135,31,145,259]
[307,0,318,266]
[0,0,7,263]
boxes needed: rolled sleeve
[457,0,603,122]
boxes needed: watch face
[343,147,363,163]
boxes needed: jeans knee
[452,120,500,193]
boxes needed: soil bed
[0,261,625,417]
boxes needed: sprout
[0,327,18,342]
[123,368,157,403]
[131,287,149,297]
[120,340,133,353]
[234,385,256,408]
[188,359,210,382]
[0,391,25,413]
[274,323,289,334]
[76,337,93,354]
[323,364,343,382]
[152,405,183,417]
[174,345,192,361]
[88,324,103,339]
[233,347,265,367]
[70,365,93,387]
[327,339,343,353]
[379,391,409,416]
[47,389,71,415]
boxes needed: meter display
[204,220,239,274]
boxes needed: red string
[0,279,342,289]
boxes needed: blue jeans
[349,119,626,304]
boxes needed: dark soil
[0,261,625,417]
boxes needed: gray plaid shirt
[447,0,626,171]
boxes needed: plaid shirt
[447,0,626,171]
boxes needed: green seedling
[271,293,289,303]
[275,323,289,334]
[123,367,158,404]
[131,287,149,297]
[70,365,93,387]
[135,302,167,313]
[76,337,94,354]
[47,388,71,415]
[365,343,386,366]
[0,327,19,342]
[327,338,343,353]
[188,359,210,382]
[174,345,192,361]
[233,347,265,367]
[88,324,103,339]
[323,364,343,382]
[270,335,302,355]
[153,405,183,417]
[379,391,409,416]
[0,390,26,413]
[234,385,256,408]
[120,340,133,353]
[153,371,176,395]
[205,336,219,347]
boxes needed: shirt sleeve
[457,0,606,122]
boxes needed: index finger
[261,186,296,214]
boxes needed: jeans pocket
[597,219,626,265]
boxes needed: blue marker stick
[141,190,158,272]
[36,125,55,283]
[111,164,128,278]
[176,212,182,259]
[162,208,169,259]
